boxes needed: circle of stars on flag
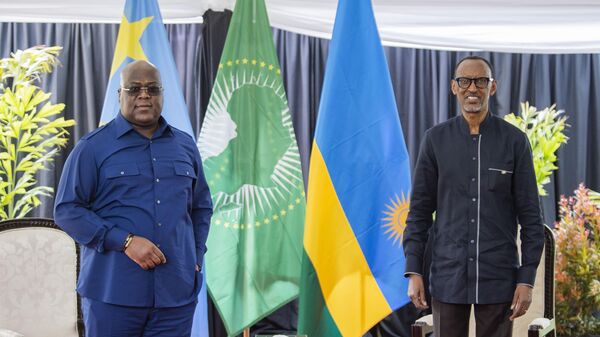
[218,58,281,75]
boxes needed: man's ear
[490,80,497,96]
[450,80,458,95]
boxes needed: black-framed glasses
[120,86,163,96]
[454,77,493,89]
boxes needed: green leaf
[0,45,73,220]
[504,102,569,197]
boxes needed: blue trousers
[82,297,197,337]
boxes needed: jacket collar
[458,110,493,136]
[114,112,171,139]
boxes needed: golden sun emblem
[382,193,410,246]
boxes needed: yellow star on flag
[110,15,154,76]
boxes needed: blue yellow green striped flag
[297,0,412,336]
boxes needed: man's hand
[407,274,429,310]
[509,284,533,321]
[124,236,167,270]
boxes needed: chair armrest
[528,317,555,337]
[411,314,434,337]
[415,314,433,327]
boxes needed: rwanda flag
[99,0,193,137]
[297,0,412,336]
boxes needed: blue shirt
[54,113,213,308]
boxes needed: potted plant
[504,101,569,196]
[555,184,600,336]
[0,45,75,219]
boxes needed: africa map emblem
[198,59,305,230]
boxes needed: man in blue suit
[55,60,212,337]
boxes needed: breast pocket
[173,161,197,180]
[487,163,513,193]
[105,163,140,179]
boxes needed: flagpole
[243,328,250,337]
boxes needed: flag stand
[243,328,250,337]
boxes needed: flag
[102,1,206,335]
[196,0,306,335]
[99,0,193,136]
[297,0,412,335]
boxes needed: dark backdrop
[1,10,599,337]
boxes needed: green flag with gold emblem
[196,0,306,335]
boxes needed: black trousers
[432,298,513,337]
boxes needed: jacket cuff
[405,254,423,276]
[104,227,130,252]
[516,266,537,285]
[196,246,206,266]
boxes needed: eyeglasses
[454,77,493,89]
[120,86,163,96]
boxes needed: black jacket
[403,113,544,304]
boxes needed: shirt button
[472,156,476,161]
[472,137,477,141]
[157,222,162,227]
[469,258,474,262]
[157,200,161,204]
[120,171,124,175]
[470,239,475,244]
[471,177,476,182]
[153,158,157,161]
[150,140,153,144]
[157,244,161,248]
[186,171,189,175]
[470,219,475,223]
[156,178,160,183]
[472,197,477,202]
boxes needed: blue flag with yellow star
[100,0,193,137]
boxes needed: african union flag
[297,0,412,336]
[197,0,306,335]
[99,0,193,137]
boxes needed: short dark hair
[454,56,494,78]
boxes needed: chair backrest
[0,218,82,337]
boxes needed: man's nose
[137,88,151,98]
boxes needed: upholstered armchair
[411,224,556,337]
[0,218,83,337]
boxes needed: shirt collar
[458,110,493,135]
[114,112,172,139]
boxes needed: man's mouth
[466,95,480,103]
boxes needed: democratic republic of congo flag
[100,0,193,137]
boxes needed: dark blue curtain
[2,12,599,337]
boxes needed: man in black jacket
[403,56,544,337]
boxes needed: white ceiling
[1,0,600,53]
